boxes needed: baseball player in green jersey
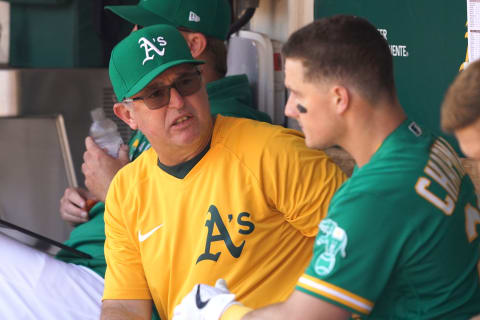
[172,15,480,320]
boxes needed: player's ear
[181,31,208,58]
[113,102,138,130]
[332,85,350,115]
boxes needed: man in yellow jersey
[100,24,346,319]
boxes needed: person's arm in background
[59,137,129,224]
[59,187,93,224]
[101,299,152,320]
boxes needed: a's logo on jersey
[196,205,255,263]
[138,36,168,65]
[314,219,347,276]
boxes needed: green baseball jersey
[206,74,272,123]
[296,120,480,318]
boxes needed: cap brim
[125,59,205,100]
[105,5,176,27]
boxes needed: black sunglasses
[124,70,202,110]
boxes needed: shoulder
[348,123,437,195]
[211,116,342,184]
[213,115,308,157]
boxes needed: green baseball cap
[109,24,204,101]
[105,0,231,41]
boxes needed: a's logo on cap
[189,11,200,22]
[138,36,168,65]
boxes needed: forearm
[101,300,152,320]
[221,303,292,320]
[101,307,144,320]
[223,290,351,320]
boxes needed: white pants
[0,232,104,319]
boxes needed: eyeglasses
[124,70,202,110]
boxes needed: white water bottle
[89,108,123,158]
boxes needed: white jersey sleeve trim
[297,275,373,314]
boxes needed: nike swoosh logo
[138,224,164,242]
[195,285,210,309]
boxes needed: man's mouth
[174,116,189,125]
[171,115,193,128]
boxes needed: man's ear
[113,103,138,130]
[332,85,350,115]
[181,32,208,58]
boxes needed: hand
[82,136,129,202]
[60,187,95,224]
[173,279,238,320]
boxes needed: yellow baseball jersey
[103,115,346,319]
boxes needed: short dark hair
[282,15,395,103]
[441,60,480,133]
[177,26,227,78]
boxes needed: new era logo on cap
[105,0,231,40]
[189,11,200,22]
[139,36,168,65]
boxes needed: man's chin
[305,138,331,150]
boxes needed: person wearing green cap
[100,24,345,319]
[57,0,271,282]
[104,0,272,161]
[55,1,270,318]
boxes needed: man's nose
[284,94,299,119]
[167,87,185,109]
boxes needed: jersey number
[416,178,480,242]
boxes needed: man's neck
[156,139,211,166]
[340,100,406,168]
[197,52,222,84]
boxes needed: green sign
[315,0,467,152]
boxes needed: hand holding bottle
[89,108,123,158]
[82,137,129,202]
